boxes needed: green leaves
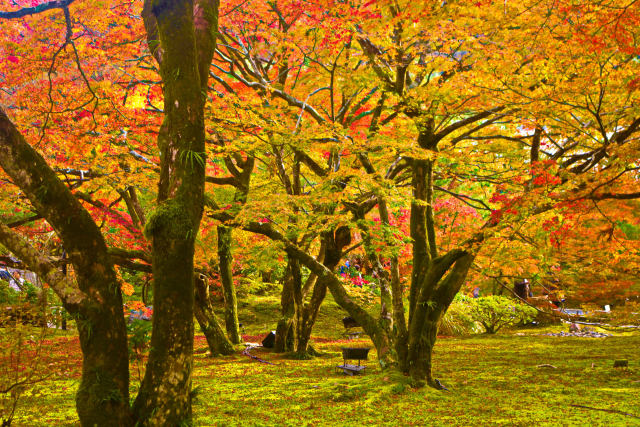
[468,295,537,334]
[179,149,206,170]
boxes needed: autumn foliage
[1,0,640,423]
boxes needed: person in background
[514,279,530,300]
[548,278,565,308]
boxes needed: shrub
[469,295,537,334]
[0,279,19,304]
[1,297,51,426]
[438,294,481,336]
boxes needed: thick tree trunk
[194,275,235,355]
[0,109,133,425]
[274,317,294,353]
[406,251,474,387]
[406,319,438,386]
[134,0,216,423]
[217,226,241,344]
[75,295,132,427]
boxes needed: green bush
[236,276,280,297]
[438,294,482,336]
[0,279,20,304]
[0,279,41,305]
[469,295,537,334]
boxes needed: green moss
[144,199,193,240]
[79,369,123,405]
[7,300,640,426]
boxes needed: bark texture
[217,226,241,343]
[134,0,219,424]
[0,108,132,425]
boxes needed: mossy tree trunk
[274,260,297,353]
[293,228,350,356]
[0,109,132,425]
[134,0,219,424]
[194,275,235,355]
[217,225,241,344]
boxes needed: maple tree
[204,0,640,386]
[1,0,219,424]
[1,4,639,427]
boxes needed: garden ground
[4,295,640,426]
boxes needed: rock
[261,330,276,348]
[613,359,629,368]
[543,330,610,338]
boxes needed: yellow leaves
[121,282,134,296]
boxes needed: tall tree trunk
[274,261,296,353]
[0,109,132,425]
[134,0,218,423]
[135,213,198,424]
[217,226,241,343]
[194,275,235,355]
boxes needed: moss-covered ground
[4,294,640,426]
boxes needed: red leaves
[542,216,559,232]
[490,209,503,225]
[628,77,640,92]
[530,160,561,187]
[532,173,561,186]
[74,110,92,121]
[489,192,509,204]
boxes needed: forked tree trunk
[292,228,348,356]
[293,280,326,356]
[405,250,474,385]
[133,0,217,423]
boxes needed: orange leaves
[121,281,134,296]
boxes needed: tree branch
[0,0,75,19]
[0,222,86,310]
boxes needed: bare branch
[0,0,75,19]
